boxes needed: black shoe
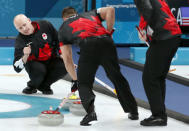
[128,113,139,120]
[80,111,97,126]
[140,115,167,126]
[22,87,37,94]
[38,88,53,95]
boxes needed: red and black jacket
[134,0,182,40]
[13,20,60,73]
[58,9,110,46]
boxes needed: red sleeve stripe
[59,42,64,47]
[139,16,147,30]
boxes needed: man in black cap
[58,6,138,126]
[134,0,182,126]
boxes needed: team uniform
[58,9,138,118]
[134,0,182,124]
[13,20,67,94]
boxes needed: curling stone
[38,110,64,126]
[69,101,87,116]
[62,94,80,110]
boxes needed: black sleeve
[164,0,170,8]
[13,38,25,73]
[58,25,70,45]
[95,9,104,21]
[134,0,153,24]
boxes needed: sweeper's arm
[60,45,77,81]
[98,6,115,33]
[60,44,78,92]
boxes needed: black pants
[142,36,181,118]
[25,57,67,90]
[78,36,138,114]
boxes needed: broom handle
[136,26,150,47]
[55,92,75,111]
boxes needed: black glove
[71,80,78,92]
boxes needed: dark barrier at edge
[119,58,189,87]
[119,58,189,124]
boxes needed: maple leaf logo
[69,16,107,39]
[158,0,181,35]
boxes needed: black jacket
[58,9,109,46]
[134,0,181,40]
[13,20,59,73]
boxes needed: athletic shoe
[128,113,139,120]
[140,115,167,126]
[22,86,37,94]
[80,111,97,126]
